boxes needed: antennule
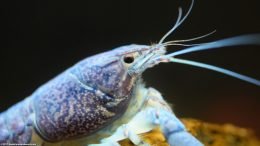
[162,30,216,45]
[158,0,195,44]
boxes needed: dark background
[1,0,260,136]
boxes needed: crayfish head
[75,44,166,100]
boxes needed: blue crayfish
[1,0,259,145]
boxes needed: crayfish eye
[123,55,135,64]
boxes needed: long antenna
[169,58,260,86]
[165,34,260,57]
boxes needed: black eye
[123,56,135,64]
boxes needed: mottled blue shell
[32,45,147,141]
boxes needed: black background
[1,0,260,136]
